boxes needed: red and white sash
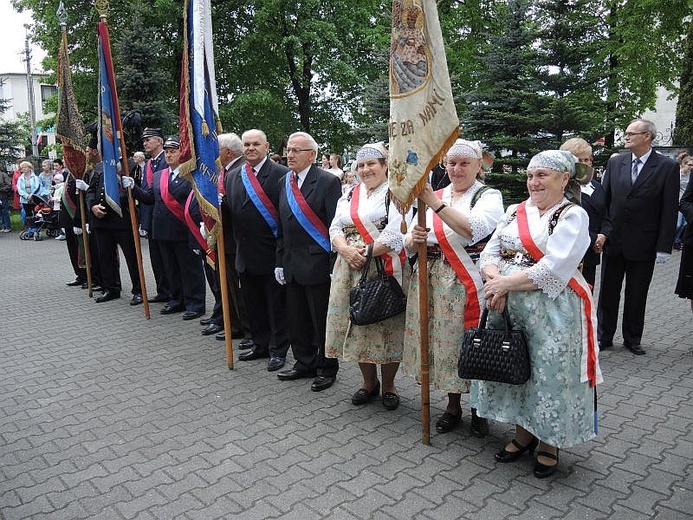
[349,184,405,283]
[432,188,484,330]
[516,201,601,387]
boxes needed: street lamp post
[23,24,39,158]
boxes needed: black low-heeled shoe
[495,437,539,463]
[382,392,400,411]
[351,381,380,405]
[470,415,489,438]
[435,410,462,433]
[533,449,559,478]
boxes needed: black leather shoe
[495,438,539,463]
[238,338,254,349]
[201,323,223,335]
[215,331,225,341]
[470,415,489,438]
[148,294,168,303]
[160,304,184,315]
[267,357,286,371]
[277,368,315,381]
[200,317,213,325]
[599,341,613,351]
[351,381,380,405]
[625,343,646,355]
[436,411,461,433]
[533,449,559,478]
[130,294,143,306]
[311,376,336,392]
[182,311,204,321]
[66,279,83,286]
[382,392,400,411]
[238,346,269,361]
[95,291,120,303]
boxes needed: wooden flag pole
[417,199,431,445]
[96,2,150,319]
[215,211,234,370]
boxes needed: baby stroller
[20,194,61,241]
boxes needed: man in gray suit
[598,119,679,355]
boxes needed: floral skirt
[325,249,408,365]
[470,267,597,448]
[401,257,471,394]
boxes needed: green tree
[675,16,693,146]
[463,0,543,170]
[533,0,605,146]
[0,85,28,164]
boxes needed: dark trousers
[204,256,250,334]
[159,240,206,313]
[286,280,338,377]
[582,259,597,290]
[239,270,289,358]
[95,227,141,295]
[597,253,655,347]
[64,225,86,282]
[148,237,170,299]
[86,228,102,286]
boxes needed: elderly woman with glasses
[403,139,504,437]
[472,150,603,479]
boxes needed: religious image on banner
[388,0,459,212]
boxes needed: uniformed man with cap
[84,141,142,304]
[139,127,171,303]
[125,136,206,319]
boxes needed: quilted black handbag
[458,308,531,385]
[349,244,407,326]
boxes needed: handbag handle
[358,243,375,284]
[478,307,514,334]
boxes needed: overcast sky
[0,3,47,74]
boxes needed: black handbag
[458,307,531,385]
[349,244,407,326]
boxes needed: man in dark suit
[85,145,142,304]
[560,137,607,288]
[275,132,342,392]
[127,136,206,320]
[598,119,679,355]
[200,132,252,345]
[225,129,290,370]
[139,128,170,304]
[60,171,87,287]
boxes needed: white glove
[200,222,207,240]
[138,225,147,237]
[121,176,135,189]
[73,226,83,235]
[274,267,286,285]
[218,193,224,205]
[86,223,91,234]
[192,249,201,256]
[656,252,670,264]
[75,179,89,191]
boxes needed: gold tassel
[201,121,209,136]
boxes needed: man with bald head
[225,129,290,371]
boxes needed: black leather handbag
[349,244,407,326]
[458,308,531,385]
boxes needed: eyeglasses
[286,147,313,154]
[624,131,648,137]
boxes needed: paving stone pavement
[1,233,691,520]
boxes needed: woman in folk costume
[472,150,603,479]
[325,143,411,411]
[402,139,504,436]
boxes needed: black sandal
[435,411,461,433]
[351,381,380,405]
[470,414,489,438]
[533,449,559,478]
[495,437,539,463]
